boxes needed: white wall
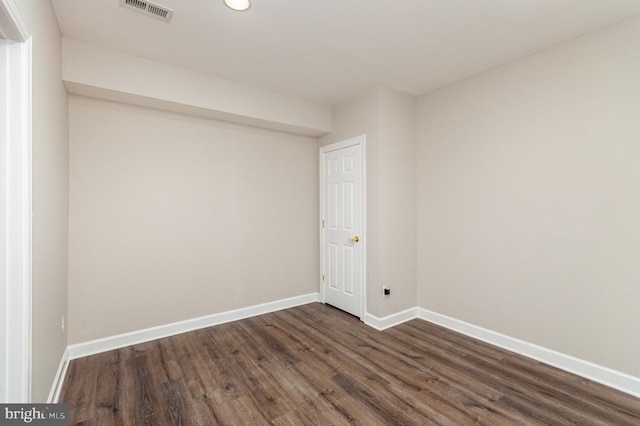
[68,96,318,344]
[416,15,640,376]
[16,0,69,402]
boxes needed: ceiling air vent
[120,0,174,22]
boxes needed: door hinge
[322,165,326,174]
[322,274,325,281]
[322,219,325,228]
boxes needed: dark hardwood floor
[60,303,640,425]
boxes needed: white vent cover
[120,0,174,22]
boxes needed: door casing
[1,0,32,403]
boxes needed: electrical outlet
[61,315,65,334]
[382,286,391,297]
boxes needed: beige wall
[68,96,318,343]
[18,0,640,398]
[416,15,640,376]
[319,87,417,318]
[17,0,70,402]
[61,38,331,137]
[378,88,416,317]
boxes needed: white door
[320,136,365,318]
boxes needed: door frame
[319,135,366,320]
[1,0,32,402]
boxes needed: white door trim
[1,0,32,403]
[0,0,30,41]
[319,135,366,320]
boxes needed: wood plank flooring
[60,303,640,425]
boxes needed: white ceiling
[51,0,640,106]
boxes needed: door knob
[349,236,360,243]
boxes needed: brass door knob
[349,236,360,243]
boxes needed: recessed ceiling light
[224,0,251,11]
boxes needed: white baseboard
[417,308,640,399]
[47,347,69,403]
[364,307,417,331]
[60,297,640,400]
[68,293,320,360]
